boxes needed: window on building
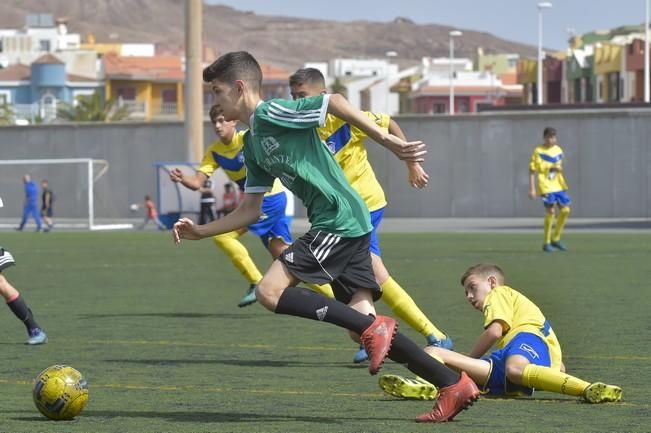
[0,91,9,104]
[161,88,177,103]
[458,100,469,112]
[39,39,51,52]
[432,102,447,113]
[116,87,136,100]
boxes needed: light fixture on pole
[449,30,462,115]
[537,2,552,106]
[644,0,650,103]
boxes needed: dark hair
[543,127,557,138]
[145,195,151,201]
[289,67,326,88]
[209,104,220,123]
[460,264,505,286]
[203,51,262,92]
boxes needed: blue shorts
[541,191,570,207]
[248,192,292,248]
[482,332,551,396]
[369,207,385,256]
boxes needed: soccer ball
[130,203,139,212]
[33,365,89,420]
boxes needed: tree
[0,102,14,125]
[57,91,130,122]
[330,78,348,98]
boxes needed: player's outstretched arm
[468,321,503,358]
[327,94,426,162]
[173,192,264,245]
[169,168,207,191]
[388,119,429,188]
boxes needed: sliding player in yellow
[170,106,333,307]
[528,127,571,252]
[289,68,451,363]
[379,263,622,404]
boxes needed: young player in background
[379,264,622,404]
[198,179,216,224]
[137,195,166,231]
[289,68,452,363]
[40,179,54,232]
[16,174,42,232]
[173,51,480,423]
[528,127,571,252]
[169,106,333,307]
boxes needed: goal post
[0,158,132,231]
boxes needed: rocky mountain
[1,0,538,70]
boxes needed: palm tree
[57,91,130,122]
[0,101,15,125]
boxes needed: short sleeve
[482,287,513,332]
[197,143,219,177]
[529,148,538,172]
[259,95,330,131]
[242,145,274,194]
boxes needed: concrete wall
[378,109,651,218]
[0,108,649,219]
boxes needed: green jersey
[244,95,372,238]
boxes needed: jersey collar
[249,101,264,136]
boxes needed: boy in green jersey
[173,51,479,423]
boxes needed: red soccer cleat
[359,315,397,375]
[415,372,480,423]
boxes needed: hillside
[0,0,538,69]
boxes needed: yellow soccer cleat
[583,382,622,403]
[379,374,438,401]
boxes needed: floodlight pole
[185,0,204,162]
[645,0,650,103]
[537,2,552,105]
[449,30,462,115]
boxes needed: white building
[0,14,86,71]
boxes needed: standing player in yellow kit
[528,127,571,252]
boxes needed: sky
[205,0,649,50]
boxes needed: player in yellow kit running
[170,106,333,307]
[529,127,571,252]
[289,68,452,362]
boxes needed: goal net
[0,158,132,230]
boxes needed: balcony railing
[117,99,147,117]
[153,102,178,116]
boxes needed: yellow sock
[544,213,554,244]
[305,283,334,298]
[212,232,263,284]
[552,206,570,242]
[380,276,446,340]
[522,364,589,396]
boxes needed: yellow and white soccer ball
[33,365,89,420]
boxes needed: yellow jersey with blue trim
[317,113,388,212]
[198,130,283,195]
[529,144,568,195]
[482,285,562,369]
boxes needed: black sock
[388,333,460,388]
[7,295,40,332]
[275,287,374,334]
